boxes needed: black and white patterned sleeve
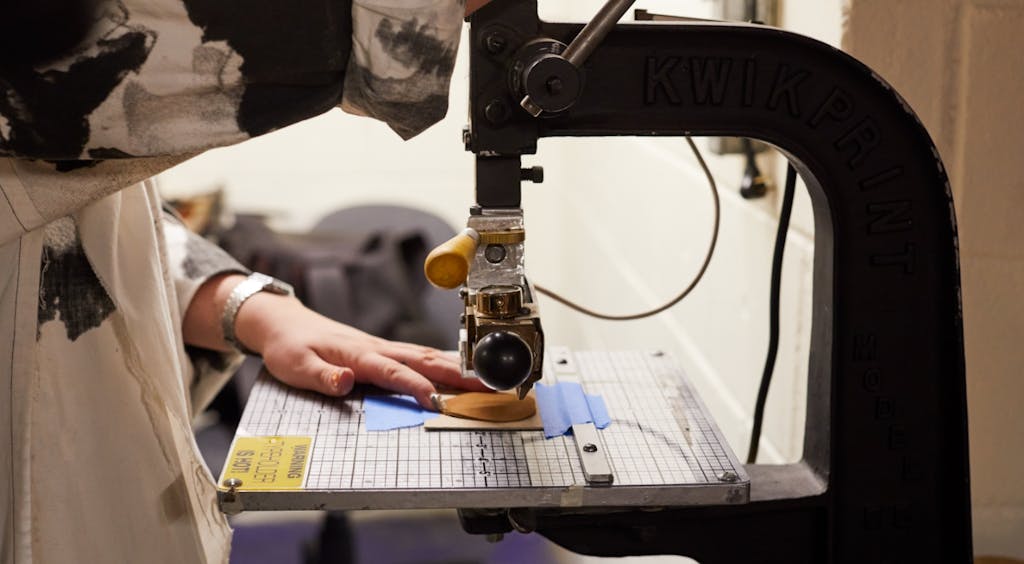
[161,207,250,411]
[0,0,356,162]
[342,0,465,139]
[0,0,463,244]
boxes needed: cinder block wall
[845,0,1024,557]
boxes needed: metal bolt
[583,443,598,453]
[484,99,509,125]
[223,477,243,490]
[484,244,507,264]
[520,166,544,183]
[484,32,507,54]
[718,470,739,483]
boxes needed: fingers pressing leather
[386,341,454,361]
[353,351,437,409]
[381,346,493,393]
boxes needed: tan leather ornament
[441,393,537,422]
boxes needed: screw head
[223,477,243,489]
[484,244,507,264]
[718,471,739,483]
[583,443,598,453]
[484,32,507,54]
[484,99,509,125]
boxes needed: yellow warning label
[221,436,311,491]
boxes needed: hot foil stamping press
[220,1,972,561]
[424,215,544,400]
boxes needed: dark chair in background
[311,204,462,352]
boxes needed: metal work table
[217,347,749,514]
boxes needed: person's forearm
[181,272,299,354]
[182,271,488,405]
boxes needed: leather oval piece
[442,393,537,422]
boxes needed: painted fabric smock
[0,0,463,562]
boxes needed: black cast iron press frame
[460,1,972,562]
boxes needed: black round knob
[473,331,533,391]
[521,54,582,114]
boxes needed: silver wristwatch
[221,272,294,355]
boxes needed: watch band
[221,272,294,355]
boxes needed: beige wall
[844,0,1024,557]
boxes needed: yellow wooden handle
[424,228,479,289]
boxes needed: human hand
[234,291,491,409]
[183,273,490,408]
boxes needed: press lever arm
[519,0,637,117]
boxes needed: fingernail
[337,368,355,394]
[430,393,446,412]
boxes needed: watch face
[249,272,274,287]
[249,273,293,296]
[267,279,294,296]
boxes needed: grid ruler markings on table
[235,350,742,492]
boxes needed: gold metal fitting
[478,229,526,245]
[475,285,524,318]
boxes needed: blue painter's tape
[535,382,613,438]
[363,394,439,431]
[585,394,611,429]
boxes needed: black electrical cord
[534,136,719,321]
[531,139,797,463]
[747,163,798,464]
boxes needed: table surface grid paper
[229,349,748,509]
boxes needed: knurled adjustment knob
[475,285,523,318]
